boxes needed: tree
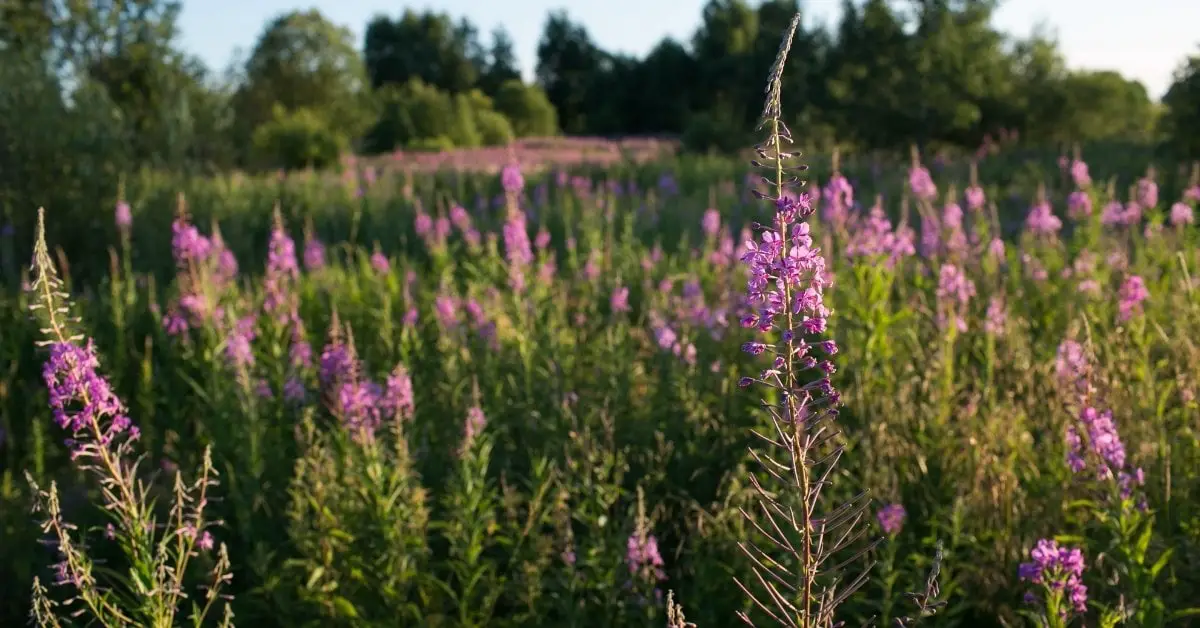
[363,10,482,93]
[1057,71,1155,143]
[907,0,1016,147]
[1161,48,1200,159]
[493,80,558,137]
[233,9,371,162]
[535,11,604,134]
[251,105,347,170]
[824,0,917,148]
[479,27,522,96]
[690,0,760,124]
[362,79,484,152]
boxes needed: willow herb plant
[25,209,234,628]
[729,15,941,627]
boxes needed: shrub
[251,105,346,170]
[493,79,558,137]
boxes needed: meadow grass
[3,20,1200,628]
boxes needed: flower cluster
[1025,200,1063,237]
[44,340,140,454]
[461,406,487,454]
[264,218,300,323]
[1117,275,1149,322]
[844,204,915,266]
[963,184,984,211]
[1066,406,1146,500]
[909,165,938,201]
[626,531,666,583]
[1018,539,1088,615]
[876,503,906,536]
[935,263,975,332]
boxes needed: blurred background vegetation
[1,0,1199,256]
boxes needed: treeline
[2,0,1200,185]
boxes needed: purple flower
[626,531,666,582]
[1066,406,1128,480]
[1025,201,1062,237]
[462,406,487,452]
[984,296,1006,336]
[936,264,975,305]
[224,315,257,369]
[283,377,306,403]
[936,263,975,332]
[611,285,631,313]
[1055,340,1088,391]
[1170,202,1193,227]
[701,208,721,238]
[1117,275,1149,322]
[1018,539,1088,615]
[988,238,1006,263]
[115,201,132,230]
[501,164,524,194]
[503,208,534,293]
[434,295,459,329]
[964,185,985,211]
[909,166,938,201]
[319,339,354,386]
[336,379,384,434]
[383,364,414,421]
[822,174,853,226]
[534,228,551,250]
[303,235,326,271]
[210,232,239,283]
[370,250,390,275]
[1067,191,1092,220]
[1136,177,1158,208]
[264,222,299,323]
[449,204,471,231]
[876,503,906,535]
[43,340,139,453]
[1070,159,1091,188]
[171,217,212,267]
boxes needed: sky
[178,0,1200,101]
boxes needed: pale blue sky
[178,0,1199,100]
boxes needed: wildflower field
[5,25,1200,628]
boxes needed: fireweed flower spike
[733,16,880,627]
[25,209,234,627]
[1018,539,1088,622]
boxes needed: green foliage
[251,105,347,170]
[534,11,604,135]
[364,9,482,94]
[234,9,372,160]
[0,46,130,267]
[474,109,516,146]
[6,148,1200,627]
[1161,48,1200,159]
[492,80,557,138]
[680,105,749,153]
[363,80,467,153]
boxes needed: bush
[475,109,515,146]
[448,93,482,149]
[365,79,497,153]
[251,105,347,170]
[493,79,558,137]
[680,106,748,154]
[408,136,456,152]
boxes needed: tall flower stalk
[734,16,877,627]
[25,209,233,627]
